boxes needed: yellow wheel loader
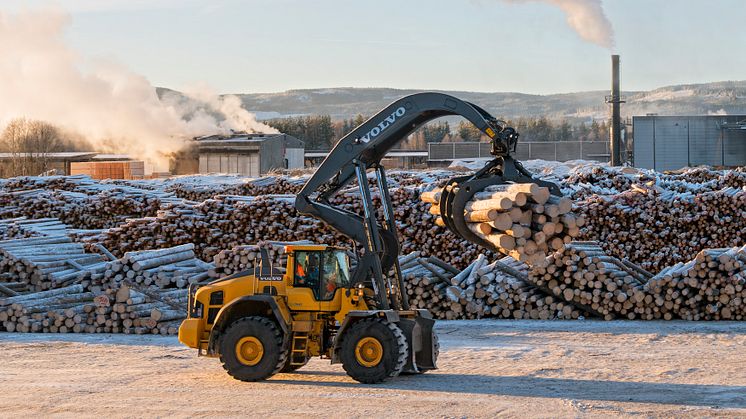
[179,92,557,383]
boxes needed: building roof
[0,152,98,160]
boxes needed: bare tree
[0,118,60,176]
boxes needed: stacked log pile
[164,176,305,201]
[0,283,187,334]
[576,184,746,272]
[0,188,163,229]
[528,242,651,320]
[422,183,582,265]
[84,244,214,291]
[0,237,108,292]
[643,246,746,321]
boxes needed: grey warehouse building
[194,133,304,176]
[633,115,746,171]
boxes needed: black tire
[340,318,408,384]
[219,316,288,382]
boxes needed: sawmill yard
[1,160,746,415]
[1,320,744,417]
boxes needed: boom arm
[294,92,554,310]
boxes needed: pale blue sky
[6,0,746,94]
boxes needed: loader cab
[285,245,352,310]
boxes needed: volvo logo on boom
[359,106,406,143]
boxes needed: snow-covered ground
[1,320,744,418]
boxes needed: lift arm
[294,92,556,310]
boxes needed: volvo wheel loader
[178,92,559,383]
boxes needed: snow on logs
[422,183,582,265]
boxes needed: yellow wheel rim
[355,337,383,367]
[235,336,264,366]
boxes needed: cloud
[504,0,615,49]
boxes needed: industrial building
[632,115,746,171]
[190,133,305,176]
[0,152,134,176]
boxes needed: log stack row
[87,244,214,291]
[0,236,108,292]
[643,246,746,320]
[0,283,187,334]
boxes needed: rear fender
[207,295,291,355]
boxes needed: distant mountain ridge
[158,81,746,123]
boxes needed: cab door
[286,251,322,311]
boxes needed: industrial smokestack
[609,54,622,166]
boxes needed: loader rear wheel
[219,316,287,382]
[340,318,408,384]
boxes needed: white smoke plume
[504,0,615,49]
[0,9,276,170]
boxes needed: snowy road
[1,320,744,418]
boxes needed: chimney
[609,54,622,166]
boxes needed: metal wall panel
[688,117,722,167]
[723,130,746,166]
[653,118,689,171]
[632,117,655,169]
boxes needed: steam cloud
[504,0,615,49]
[0,10,276,169]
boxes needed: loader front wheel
[219,316,287,382]
[340,318,408,384]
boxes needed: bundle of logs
[422,183,581,265]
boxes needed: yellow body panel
[178,244,369,360]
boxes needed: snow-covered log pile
[0,217,69,240]
[87,244,214,291]
[0,188,163,229]
[0,237,108,292]
[401,252,585,321]
[643,246,746,321]
[74,187,485,269]
[164,175,306,201]
[566,166,746,272]
[0,283,188,334]
[528,242,651,320]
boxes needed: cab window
[294,250,350,301]
[319,250,351,301]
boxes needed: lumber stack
[422,183,582,265]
